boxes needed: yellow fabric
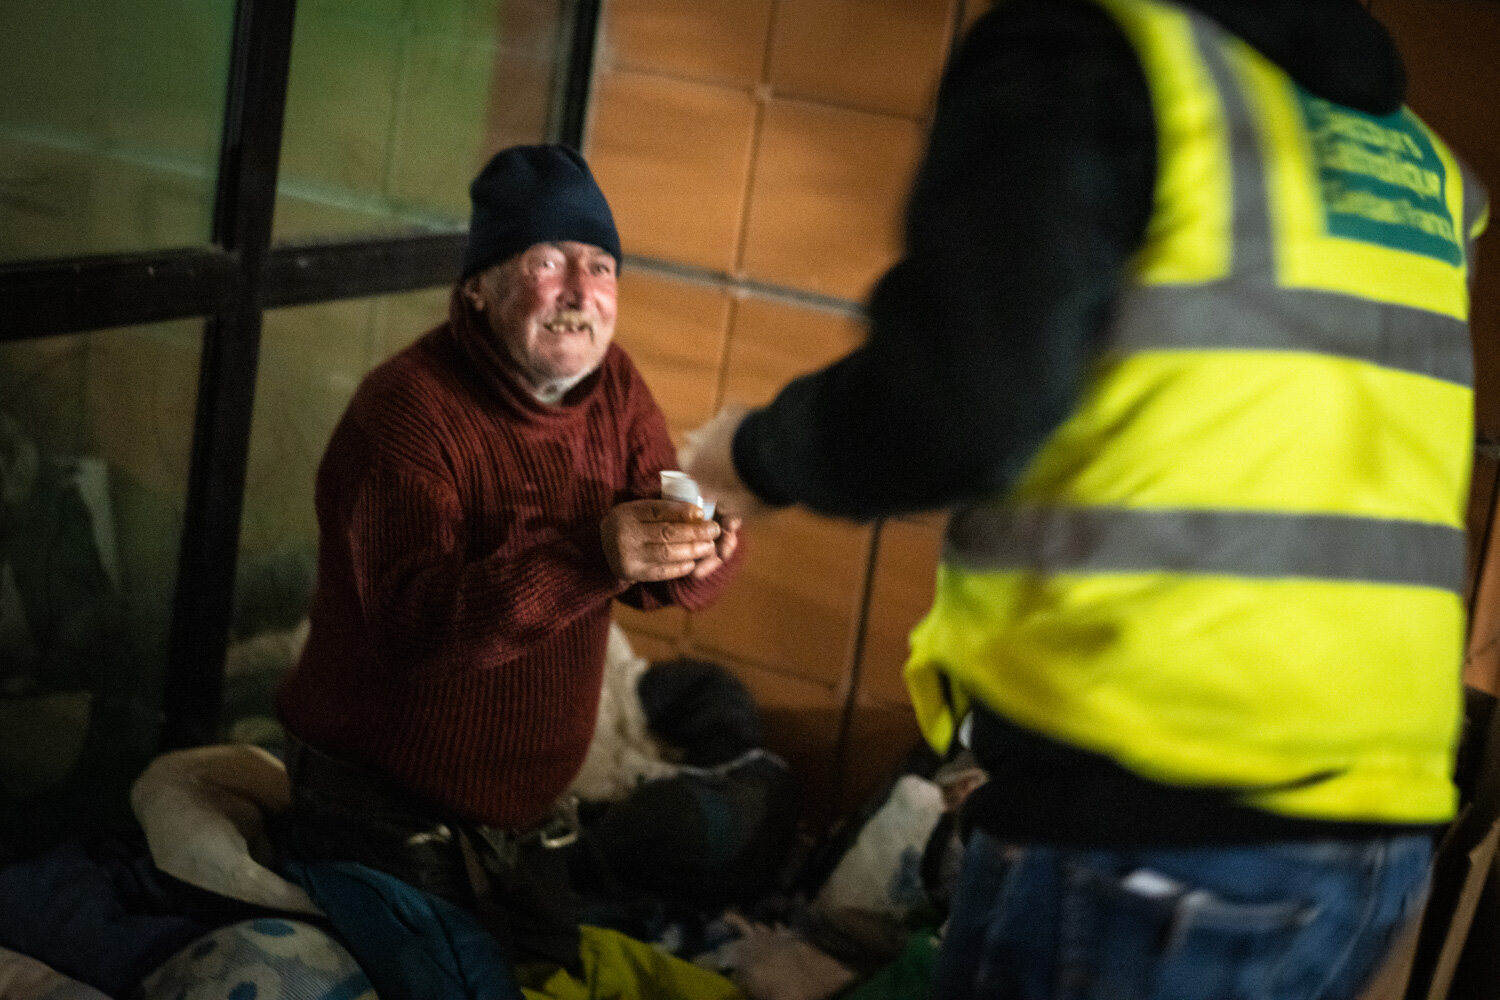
[904,0,1479,824]
[519,926,743,1000]
[1092,0,1232,285]
[1010,351,1473,524]
[908,568,1464,821]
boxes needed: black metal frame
[0,0,602,749]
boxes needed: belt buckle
[537,795,580,849]
[473,825,520,872]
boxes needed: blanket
[0,946,110,1000]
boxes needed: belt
[284,733,438,817]
[283,733,581,872]
[468,797,581,870]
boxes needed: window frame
[0,0,602,749]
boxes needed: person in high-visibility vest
[683,0,1489,996]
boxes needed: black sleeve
[732,0,1157,520]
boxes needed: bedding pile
[0,628,974,1000]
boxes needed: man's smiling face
[464,240,619,390]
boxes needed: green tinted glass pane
[0,324,197,851]
[0,0,234,263]
[273,0,570,243]
[225,288,447,751]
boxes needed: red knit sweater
[275,292,740,827]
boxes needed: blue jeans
[932,830,1432,1000]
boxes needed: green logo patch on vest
[1296,90,1461,265]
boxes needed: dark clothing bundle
[570,752,791,908]
[637,657,764,768]
[0,835,216,997]
[0,455,128,696]
[278,860,526,1000]
[569,657,794,940]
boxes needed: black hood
[1180,0,1405,114]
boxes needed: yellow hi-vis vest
[905,0,1490,824]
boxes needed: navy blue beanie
[460,144,621,279]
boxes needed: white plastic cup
[659,470,698,503]
[660,470,714,518]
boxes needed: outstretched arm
[688,0,1155,520]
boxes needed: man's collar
[529,369,592,405]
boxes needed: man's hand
[681,404,770,519]
[689,513,742,579]
[601,499,722,582]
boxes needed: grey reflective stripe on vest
[1193,15,1273,277]
[1105,15,1475,389]
[945,504,1467,593]
[1112,284,1474,385]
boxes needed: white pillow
[813,774,946,919]
[138,919,375,1000]
[130,744,320,915]
[567,622,680,803]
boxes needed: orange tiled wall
[584,0,969,820]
